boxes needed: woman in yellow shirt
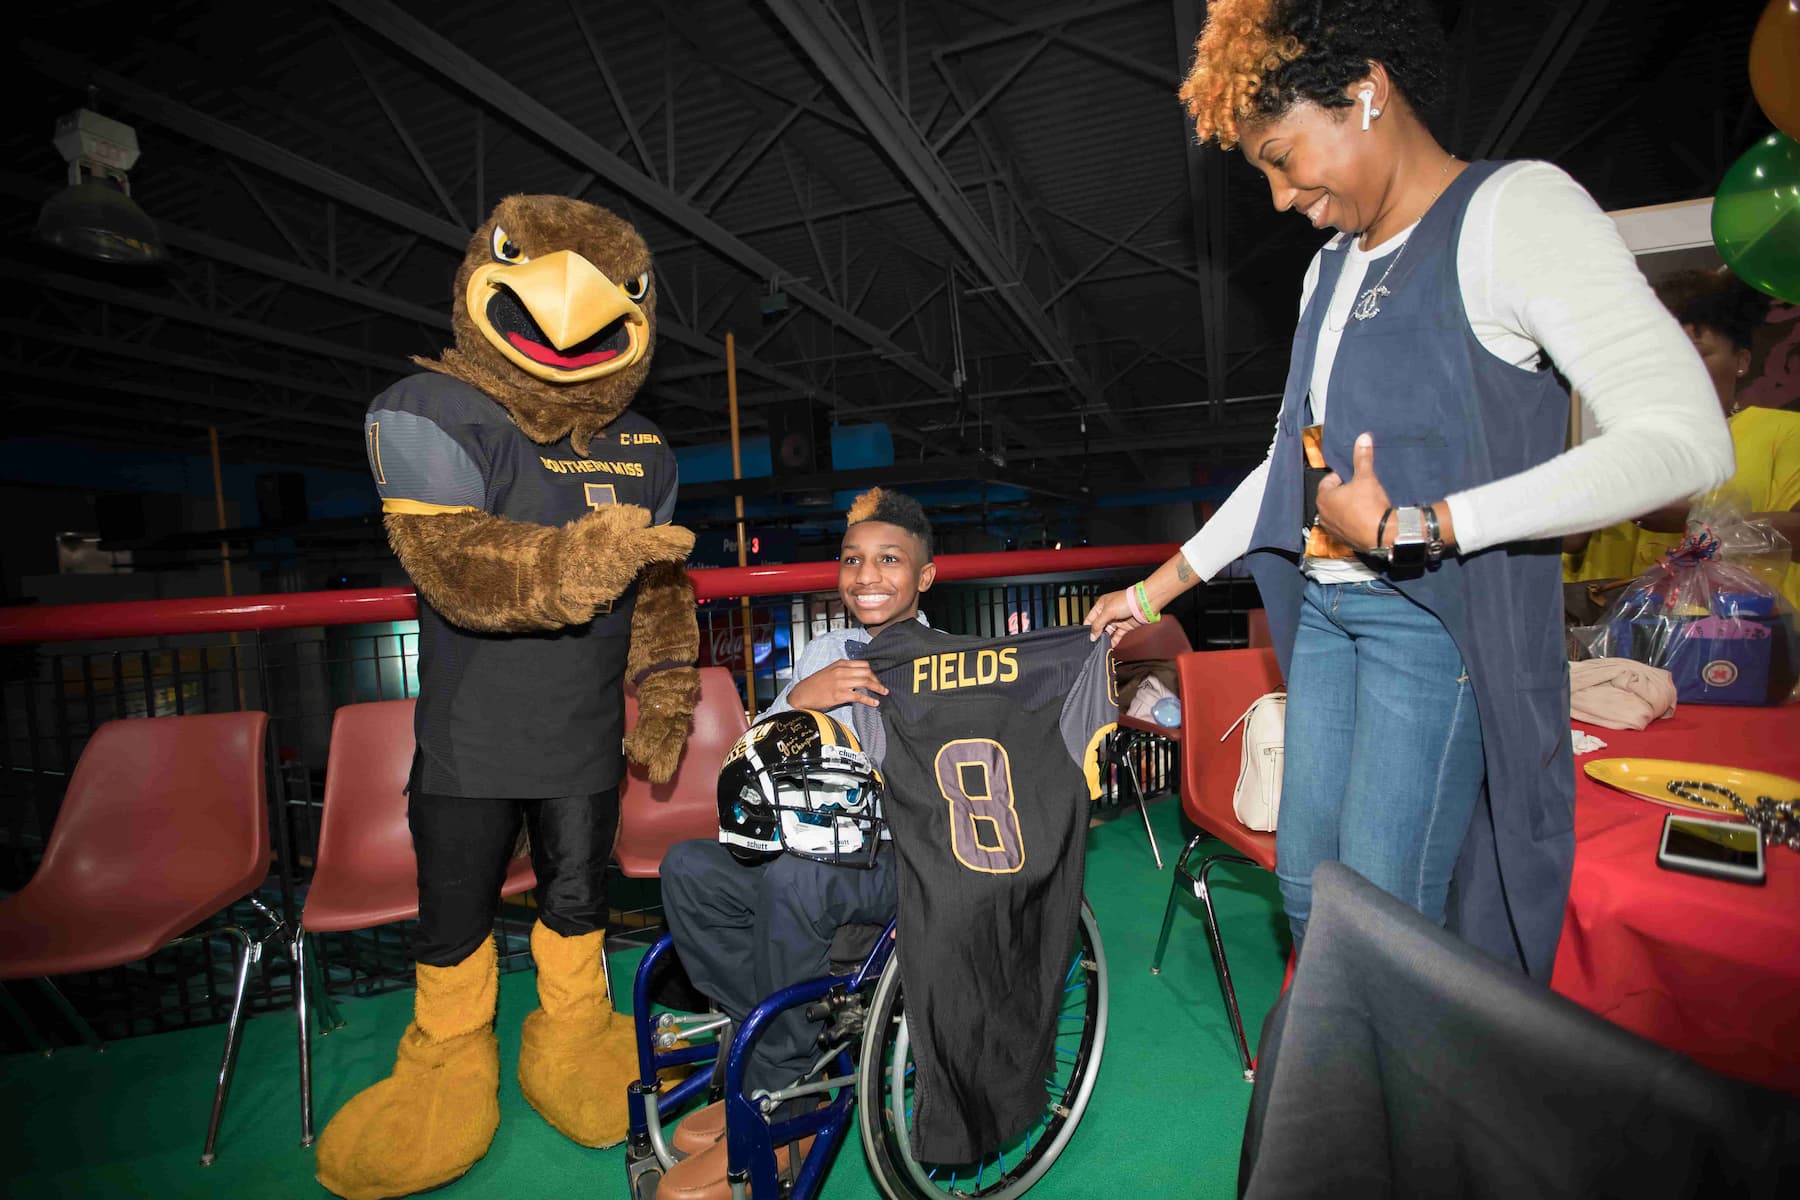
[1566,270,1800,612]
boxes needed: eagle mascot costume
[317,195,700,1199]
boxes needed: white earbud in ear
[1359,86,1376,130]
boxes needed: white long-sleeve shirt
[1181,160,1734,580]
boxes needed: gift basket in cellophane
[1576,500,1797,705]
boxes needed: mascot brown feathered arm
[385,506,691,633]
[622,561,701,782]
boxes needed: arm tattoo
[1174,556,1195,584]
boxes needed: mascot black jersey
[850,623,1115,1162]
[367,372,677,797]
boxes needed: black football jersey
[850,622,1116,1162]
[366,372,678,797]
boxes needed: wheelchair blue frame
[627,920,898,1200]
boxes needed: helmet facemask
[731,736,884,868]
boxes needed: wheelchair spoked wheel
[857,901,1108,1200]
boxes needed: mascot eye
[623,272,649,301]
[490,226,528,265]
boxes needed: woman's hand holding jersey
[1083,588,1149,646]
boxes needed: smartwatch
[1388,506,1427,567]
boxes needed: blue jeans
[1275,578,1486,946]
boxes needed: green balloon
[1713,132,1800,305]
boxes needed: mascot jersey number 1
[316,196,700,1200]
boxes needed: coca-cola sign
[701,612,777,668]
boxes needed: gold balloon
[1750,0,1800,141]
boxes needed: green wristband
[1134,581,1161,623]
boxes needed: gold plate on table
[1582,758,1800,817]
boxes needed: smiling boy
[778,488,937,718]
[654,489,933,1191]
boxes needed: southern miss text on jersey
[850,622,1116,1163]
[365,372,678,798]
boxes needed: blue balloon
[1152,696,1182,728]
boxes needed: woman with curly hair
[1088,0,1732,975]
[1567,270,1800,610]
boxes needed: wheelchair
[625,898,1109,1200]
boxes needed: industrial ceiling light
[37,101,166,266]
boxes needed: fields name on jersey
[910,648,1019,694]
[539,457,646,476]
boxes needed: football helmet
[716,709,885,867]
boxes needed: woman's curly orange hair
[1179,0,1305,150]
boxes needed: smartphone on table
[1656,812,1766,885]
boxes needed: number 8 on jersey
[935,738,1025,874]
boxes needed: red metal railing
[0,542,1221,1044]
[0,544,1178,643]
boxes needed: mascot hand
[561,506,696,611]
[624,666,700,783]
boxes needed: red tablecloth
[1550,702,1800,1094]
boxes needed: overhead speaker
[769,400,830,478]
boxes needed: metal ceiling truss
[653,3,1052,456]
[10,0,1730,485]
[328,0,969,429]
[1173,0,1229,418]
[20,37,951,460]
[13,2,1261,476]
[1470,0,1614,160]
[925,0,1248,433]
[766,0,1123,438]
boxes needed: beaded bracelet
[1665,780,1800,852]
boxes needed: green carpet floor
[0,798,1288,1199]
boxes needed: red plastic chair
[1108,620,1197,868]
[1150,648,1284,1080]
[294,698,536,1145]
[614,667,750,877]
[0,711,275,1165]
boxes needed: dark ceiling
[1,0,1769,496]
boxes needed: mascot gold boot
[316,196,700,1200]
[312,941,500,1200]
[516,922,635,1145]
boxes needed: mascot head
[416,195,656,454]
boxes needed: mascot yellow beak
[464,250,649,384]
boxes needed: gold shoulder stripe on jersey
[1082,722,1118,802]
[382,498,479,516]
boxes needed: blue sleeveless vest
[1246,160,1574,979]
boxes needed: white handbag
[1222,692,1286,832]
